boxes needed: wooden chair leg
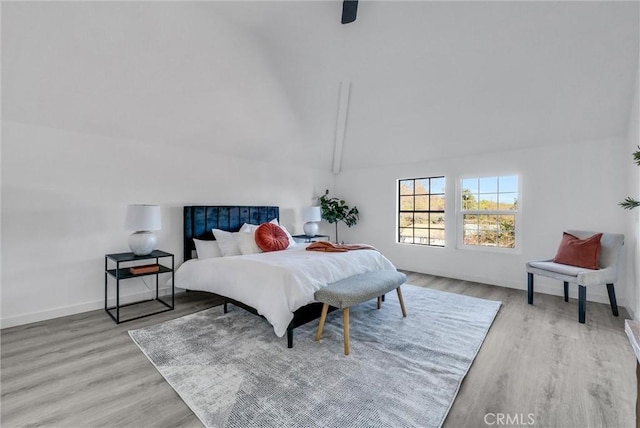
[343,307,350,355]
[315,303,329,341]
[578,285,586,324]
[396,287,407,317]
[607,283,619,317]
[377,296,381,309]
[563,282,569,302]
[527,273,534,304]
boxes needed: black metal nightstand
[104,250,174,324]
[292,234,331,244]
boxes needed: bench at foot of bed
[314,270,408,355]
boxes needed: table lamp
[125,204,161,256]
[302,206,322,237]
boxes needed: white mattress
[174,244,397,337]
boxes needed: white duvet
[174,244,397,337]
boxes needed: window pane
[498,215,515,232]
[498,215,516,248]
[461,190,478,210]
[462,178,478,194]
[498,193,517,210]
[415,195,429,210]
[414,213,429,228]
[430,195,445,211]
[399,228,414,243]
[479,176,498,193]
[400,196,414,211]
[400,180,414,195]
[430,229,445,246]
[415,179,429,194]
[414,228,429,245]
[399,213,413,227]
[463,214,479,232]
[478,193,498,210]
[430,213,445,228]
[499,175,518,193]
[431,177,445,194]
[464,229,479,245]
[478,214,498,229]
[479,230,498,246]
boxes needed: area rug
[129,284,501,428]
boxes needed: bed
[176,205,397,347]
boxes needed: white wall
[626,68,640,319]
[335,137,629,307]
[0,121,334,328]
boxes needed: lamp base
[128,231,157,256]
[303,222,318,237]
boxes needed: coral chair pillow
[255,223,289,252]
[553,232,603,270]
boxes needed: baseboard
[1,286,179,329]
[402,266,624,308]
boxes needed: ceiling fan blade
[342,0,358,24]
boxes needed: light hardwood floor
[1,273,636,428]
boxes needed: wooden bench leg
[315,303,329,341]
[343,307,350,355]
[397,287,407,317]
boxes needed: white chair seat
[527,260,593,277]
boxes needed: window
[460,175,518,249]
[398,176,445,246]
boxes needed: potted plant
[319,189,359,244]
[620,146,640,210]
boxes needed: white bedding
[174,244,397,337]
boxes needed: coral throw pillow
[255,223,289,252]
[553,232,603,270]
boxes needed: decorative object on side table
[318,189,359,244]
[125,204,161,256]
[302,206,322,237]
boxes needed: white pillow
[278,224,297,248]
[239,218,278,233]
[236,231,263,255]
[193,239,222,259]
[212,229,242,257]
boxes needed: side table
[104,250,175,324]
[292,234,331,244]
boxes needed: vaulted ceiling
[3,1,639,171]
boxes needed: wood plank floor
[1,273,636,427]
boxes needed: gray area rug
[129,284,501,428]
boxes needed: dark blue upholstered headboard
[183,206,279,261]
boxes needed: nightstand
[104,250,174,324]
[292,234,331,244]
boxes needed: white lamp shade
[125,205,161,231]
[302,206,322,222]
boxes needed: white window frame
[456,174,522,253]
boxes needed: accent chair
[526,230,624,323]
